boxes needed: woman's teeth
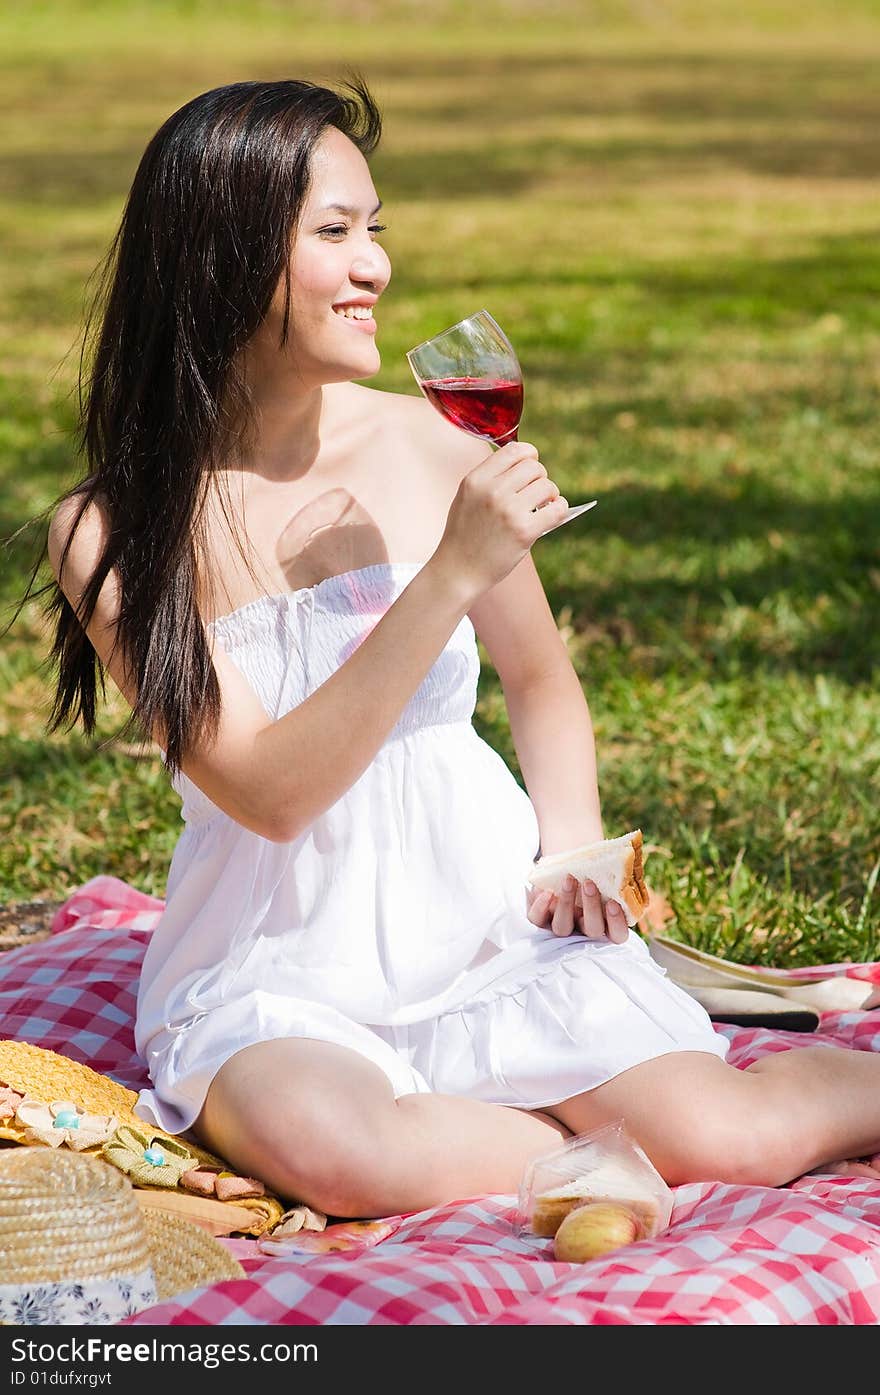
[334,306,373,320]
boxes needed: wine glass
[406,309,596,536]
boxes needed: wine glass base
[536,500,597,537]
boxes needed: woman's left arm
[503,665,603,856]
[469,552,604,853]
[469,553,628,943]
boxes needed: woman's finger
[579,879,608,939]
[604,899,630,944]
[551,874,578,937]
[527,889,554,927]
[572,883,585,932]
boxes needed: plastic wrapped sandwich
[517,1119,674,1257]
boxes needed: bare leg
[544,1046,880,1188]
[193,1037,880,1218]
[193,1037,572,1217]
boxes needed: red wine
[420,376,522,443]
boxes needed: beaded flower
[15,1099,118,1151]
[102,1124,197,1187]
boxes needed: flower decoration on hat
[179,1164,267,1202]
[0,1084,25,1122]
[15,1099,118,1151]
[102,1124,197,1187]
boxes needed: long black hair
[11,75,382,777]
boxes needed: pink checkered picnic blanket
[2,874,880,1325]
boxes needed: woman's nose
[351,242,391,291]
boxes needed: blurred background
[1,0,878,964]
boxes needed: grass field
[1,0,878,966]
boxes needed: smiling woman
[16,71,880,1225]
[242,124,389,399]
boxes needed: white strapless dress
[135,561,727,1134]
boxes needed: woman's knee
[192,1037,401,1215]
[642,1084,805,1187]
[549,1053,802,1188]
[651,1107,776,1186]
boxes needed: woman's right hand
[431,441,568,601]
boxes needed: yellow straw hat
[0,1039,223,1164]
[0,1146,245,1325]
[0,1039,287,1236]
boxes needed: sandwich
[530,1155,671,1239]
[527,828,650,927]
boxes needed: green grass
[1,0,879,968]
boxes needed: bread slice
[528,829,649,927]
[531,1156,668,1238]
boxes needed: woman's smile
[332,297,378,334]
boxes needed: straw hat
[0,1039,287,1236]
[0,1149,245,1325]
[0,1039,224,1166]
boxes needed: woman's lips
[333,311,377,335]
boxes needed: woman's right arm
[48,443,567,843]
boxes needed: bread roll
[528,828,649,927]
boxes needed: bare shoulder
[47,487,111,596]
[346,382,488,481]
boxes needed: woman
[40,77,880,1218]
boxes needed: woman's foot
[809,1154,880,1179]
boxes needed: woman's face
[259,124,392,390]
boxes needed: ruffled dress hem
[135,929,729,1137]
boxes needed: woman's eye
[319,224,388,239]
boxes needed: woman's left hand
[526,875,630,944]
